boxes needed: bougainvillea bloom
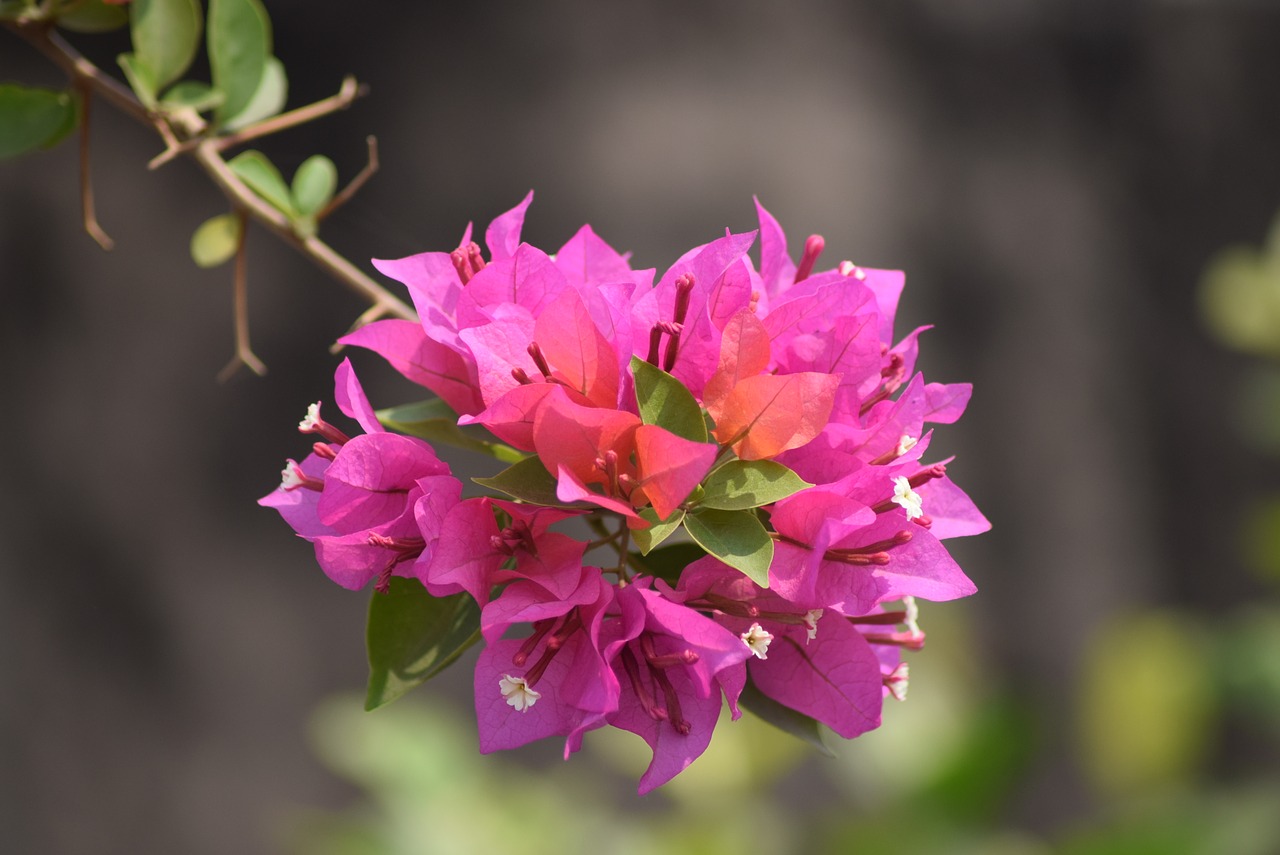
[262,193,989,793]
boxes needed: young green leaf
[0,85,78,159]
[160,80,224,112]
[699,460,812,510]
[631,355,707,443]
[208,0,271,126]
[190,212,242,268]
[630,541,706,585]
[473,456,580,507]
[129,0,202,91]
[631,507,685,555]
[117,53,159,106]
[739,676,834,757]
[291,154,338,216]
[222,55,286,131]
[227,149,293,215]
[365,579,481,711]
[57,0,130,33]
[682,508,773,587]
[376,399,525,463]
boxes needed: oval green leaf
[0,85,79,159]
[377,399,524,463]
[117,52,158,107]
[190,212,242,268]
[291,154,338,216]
[208,0,271,126]
[160,80,224,112]
[632,507,685,555]
[682,508,773,587]
[699,460,812,510]
[631,355,707,442]
[473,456,581,507]
[227,149,293,215]
[365,579,481,711]
[222,55,286,131]
[631,541,707,585]
[57,0,130,33]
[129,0,202,90]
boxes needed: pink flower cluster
[262,193,989,793]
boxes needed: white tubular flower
[803,609,824,643]
[499,674,541,712]
[891,476,924,520]
[896,434,918,457]
[740,623,774,660]
[298,402,323,432]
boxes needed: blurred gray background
[3,1,1279,852]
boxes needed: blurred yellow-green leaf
[56,0,129,32]
[291,154,338,217]
[1199,219,1280,357]
[190,213,241,268]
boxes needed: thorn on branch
[319,135,379,222]
[76,83,114,250]
[218,209,267,382]
[211,75,368,153]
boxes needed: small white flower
[280,460,305,490]
[499,674,541,712]
[884,663,909,701]
[895,434,918,457]
[902,596,921,635]
[890,476,924,520]
[298,402,322,432]
[740,623,774,660]
[803,609,823,643]
[838,260,868,280]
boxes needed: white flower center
[895,434,918,457]
[740,623,774,659]
[499,674,541,712]
[803,609,823,643]
[298,402,322,432]
[891,476,923,520]
[884,663,909,701]
[838,260,868,280]
[902,596,921,634]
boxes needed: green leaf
[291,154,338,216]
[129,0,202,91]
[682,508,773,587]
[739,676,834,757]
[473,456,581,507]
[0,85,78,159]
[631,355,707,442]
[227,149,294,215]
[222,55,286,131]
[376,399,525,463]
[631,507,685,555]
[699,460,812,510]
[56,0,130,33]
[117,52,158,107]
[159,80,224,112]
[365,579,481,711]
[630,541,706,586]
[208,0,271,126]
[190,212,241,268]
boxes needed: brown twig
[319,135,378,221]
[3,18,417,328]
[76,81,114,250]
[217,209,268,382]
[211,75,365,153]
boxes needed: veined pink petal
[702,308,771,412]
[340,320,482,416]
[532,389,640,487]
[554,224,635,289]
[710,372,838,460]
[334,358,383,435]
[634,425,716,520]
[535,288,620,408]
[484,190,534,262]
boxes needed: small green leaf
[190,213,241,268]
[631,355,707,442]
[739,676,834,757]
[222,55,286,131]
[376,399,525,463]
[56,0,130,33]
[474,456,581,507]
[0,85,79,159]
[632,507,685,555]
[129,0,202,90]
[630,541,706,585]
[291,154,338,216]
[160,80,224,112]
[117,52,158,107]
[208,0,271,126]
[365,579,481,711]
[699,460,812,510]
[683,508,773,587]
[227,149,294,215]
